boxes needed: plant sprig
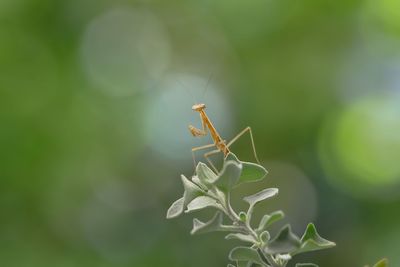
[167,152,335,267]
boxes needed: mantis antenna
[177,79,197,105]
[202,73,213,100]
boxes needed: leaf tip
[166,197,184,219]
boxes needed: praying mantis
[189,103,260,173]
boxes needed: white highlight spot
[81,8,171,96]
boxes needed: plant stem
[225,192,279,267]
[257,248,273,267]
[263,253,280,267]
[207,189,284,267]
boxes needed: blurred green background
[1,0,400,266]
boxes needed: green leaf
[239,212,247,222]
[259,231,270,243]
[227,264,236,267]
[225,233,257,243]
[186,196,222,213]
[181,174,204,207]
[213,160,242,191]
[229,246,264,265]
[191,212,224,235]
[295,264,318,267]
[264,225,301,254]
[196,162,217,186]
[243,188,278,207]
[240,161,268,184]
[292,223,336,256]
[166,197,184,219]
[256,211,285,233]
[225,153,268,184]
[225,152,240,163]
[373,258,388,267]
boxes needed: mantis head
[192,103,206,112]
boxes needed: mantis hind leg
[191,143,217,170]
[191,143,226,174]
[204,149,222,174]
[227,126,260,164]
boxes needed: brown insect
[189,103,260,173]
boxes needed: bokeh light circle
[81,179,163,262]
[246,161,318,235]
[319,93,400,197]
[364,0,400,33]
[81,7,171,96]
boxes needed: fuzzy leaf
[225,153,268,184]
[292,223,336,256]
[264,225,301,254]
[191,212,224,235]
[295,264,318,267]
[227,264,236,267]
[244,188,278,207]
[181,174,204,206]
[186,196,221,213]
[373,259,388,267]
[229,247,264,265]
[196,162,217,185]
[209,186,228,205]
[192,175,208,191]
[256,211,285,233]
[213,160,242,191]
[225,233,257,243]
[166,197,184,219]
